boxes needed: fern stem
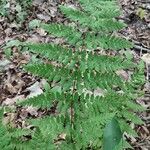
[70,79,77,143]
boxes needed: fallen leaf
[27,82,43,98]
[141,54,150,65]
[37,14,51,22]
[33,0,44,6]
[5,82,18,94]
[2,113,16,127]
[27,34,41,43]
[0,59,11,71]
[116,70,129,81]
[26,106,38,116]
[2,95,25,106]
[36,28,47,36]
[58,133,66,140]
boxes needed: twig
[134,45,150,53]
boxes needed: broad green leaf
[103,117,122,150]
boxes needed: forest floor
[0,0,150,149]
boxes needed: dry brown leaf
[26,106,38,116]
[142,54,150,65]
[0,59,11,71]
[2,95,25,106]
[58,133,67,140]
[5,82,18,94]
[116,70,129,81]
[2,113,16,127]
[37,14,51,22]
[27,35,41,43]
[36,28,47,36]
[27,81,43,98]
[33,0,44,6]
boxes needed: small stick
[134,45,150,53]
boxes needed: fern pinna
[0,0,145,149]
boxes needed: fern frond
[83,71,123,90]
[25,43,73,65]
[41,23,81,45]
[30,117,64,137]
[121,111,144,125]
[41,20,132,51]
[25,43,135,73]
[28,116,65,149]
[115,139,133,150]
[119,119,138,137]
[124,101,145,111]
[18,92,55,109]
[29,127,55,150]
[25,63,124,91]
[82,34,133,50]
[79,0,121,18]
[60,5,125,32]
[24,63,76,91]
[0,109,32,150]
[8,141,32,150]
[24,63,54,80]
[80,52,136,72]
[0,127,10,149]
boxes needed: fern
[0,0,146,149]
[0,109,32,150]
[59,5,125,32]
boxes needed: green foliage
[0,109,32,150]
[103,118,122,150]
[0,0,32,23]
[0,0,8,16]
[4,48,12,59]
[0,0,145,149]
[59,5,125,32]
[28,19,41,29]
